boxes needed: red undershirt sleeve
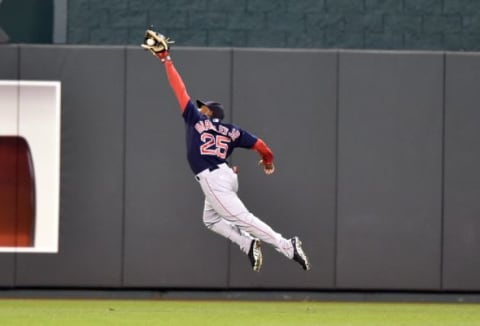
[162,58,190,112]
[252,139,274,164]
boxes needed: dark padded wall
[336,51,443,289]
[1,45,480,291]
[443,53,480,291]
[14,45,125,286]
[0,45,18,286]
[229,49,337,288]
[123,48,233,288]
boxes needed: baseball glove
[141,29,175,55]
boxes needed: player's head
[196,100,224,120]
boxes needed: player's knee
[203,219,214,229]
[202,213,215,229]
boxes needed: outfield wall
[1,44,479,291]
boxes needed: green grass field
[1,299,479,326]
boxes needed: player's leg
[198,167,294,259]
[202,198,252,254]
[202,197,263,271]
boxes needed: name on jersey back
[195,120,240,141]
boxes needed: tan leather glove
[141,29,175,56]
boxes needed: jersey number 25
[200,134,230,159]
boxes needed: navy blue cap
[196,100,225,120]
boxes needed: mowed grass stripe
[0,299,479,325]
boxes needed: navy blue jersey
[182,100,258,174]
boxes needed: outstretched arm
[253,139,275,175]
[156,52,190,112]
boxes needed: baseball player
[141,29,310,272]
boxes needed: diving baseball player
[141,29,310,272]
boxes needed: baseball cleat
[248,239,263,272]
[291,237,311,271]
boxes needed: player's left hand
[259,160,275,175]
